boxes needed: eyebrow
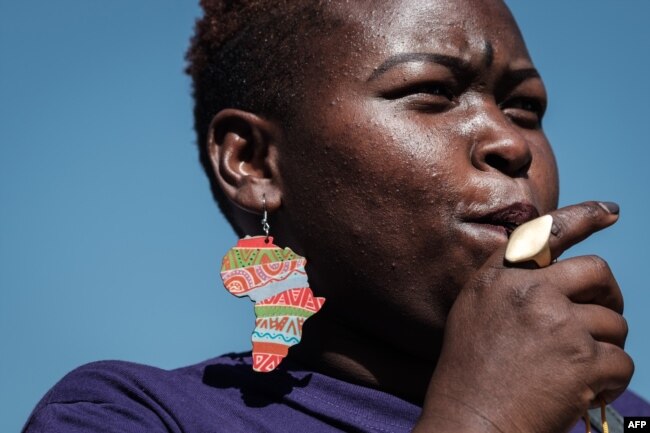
[367,52,542,87]
[367,52,473,81]
[505,68,541,85]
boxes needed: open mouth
[468,203,540,237]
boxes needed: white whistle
[505,214,554,268]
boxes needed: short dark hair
[186,0,334,234]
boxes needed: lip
[463,202,541,237]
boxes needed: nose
[470,108,533,178]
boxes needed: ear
[207,109,283,214]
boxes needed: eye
[501,97,545,129]
[408,83,453,98]
[381,82,456,112]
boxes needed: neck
[289,312,441,405]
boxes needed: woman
[22,0,650,432]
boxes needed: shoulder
[23,360,178,432]
[37,359,174,405]
[23,355,246,433]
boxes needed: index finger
[547,201,619,260]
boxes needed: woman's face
[277,0,558,357]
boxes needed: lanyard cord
[600,400,610,433]
[585,400,608,433]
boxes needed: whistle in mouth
[505,214,554,268]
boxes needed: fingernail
[551,222,560,236]
[598,201,620,215]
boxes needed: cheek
[284,104,464,224]
[279,105,469,293]
[529,138,559,212]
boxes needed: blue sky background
[1,1,648,431]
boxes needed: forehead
[318,0,531,72]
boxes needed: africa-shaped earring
[219,195,326,372]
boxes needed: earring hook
[261,194,270,243]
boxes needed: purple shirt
[22,352,650,432]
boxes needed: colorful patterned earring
[219,195,326,372]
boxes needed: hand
[413,201,633,433]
